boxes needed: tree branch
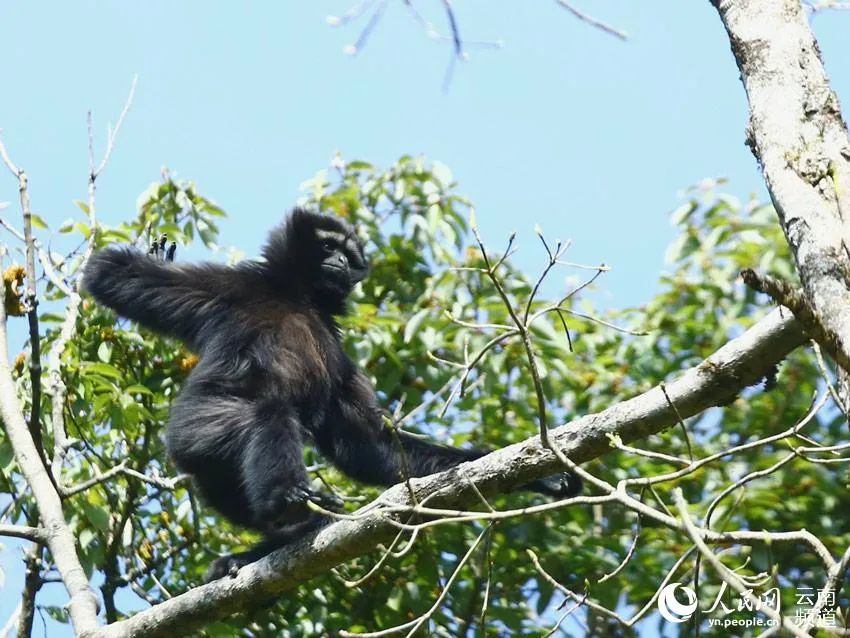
[0,139,46,467]
[46,76,135,480]
[553,0,628,40]
[0,523,47,543]
[0,258,99,633]
[83,307,804,638]
[712,0,850,373]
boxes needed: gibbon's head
[263,209,369,304]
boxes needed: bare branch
[527,547,699,629]
[468,213,553,447]
[339,525,490,638]
[46,76,137,479]
[93,75,138,179]
[805,0,850,12]
[0,523,47,542]
[553,0,628,40]
[1,601,21,638]
[0,137,46,465]
[674,489,810,637]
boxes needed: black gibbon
[84,209,581,580]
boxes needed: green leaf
[75,222,91,239]
[83,362,124,380]
[97,342,112,363]
[403,309,430,344]
[30,214,48,230]
[81,502,110,532]
[670,201,696,225]
[125,384,153,396]
[79,528,97,549]
[347,160,373,171]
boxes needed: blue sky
[1,2,849,636]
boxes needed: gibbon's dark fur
[84,209,582,580]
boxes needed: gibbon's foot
[308,489,345,511]
[148,234,177,262]
[204,515,332,582]
[205,551,254,582]
[525,471,583,498]
[259,485,344,531]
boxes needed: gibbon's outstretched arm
[316,371,583,498]
[83,242,234,347]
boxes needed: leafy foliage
[0,162,845,637]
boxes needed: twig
[0,601,21,638]
[606,434,690,467]
[344,0,388,55]
[619,393,827,489]
[674,489,811,637]
[93,75,137,179]
[598,516,640,583]
[527,547,698,628]
[60,461,130,497]
[660,383,694,462]
[46,76,137,480]
[468,212,551,447]
[523,233,570,324]
[440,0,462,58]
[806,0,850,12]
[553,0,628,40]
[19,169,44,463]
[0,216,24,241]
[531,306,648,336]
[811,340,849,421]
[340,528,410,588]
[0,137,46,465]
[340,524,491,637]
[0,523,47,542]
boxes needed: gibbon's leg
[242,405,341,532]
[204,407,342,582]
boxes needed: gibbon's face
[311,220,368,297]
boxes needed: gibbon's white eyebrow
[315,229,347,244]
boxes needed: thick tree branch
[0,265,99,633]
[712,0,850,373]
[83,307,804,638]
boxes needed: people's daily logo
[657,583,698,623]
